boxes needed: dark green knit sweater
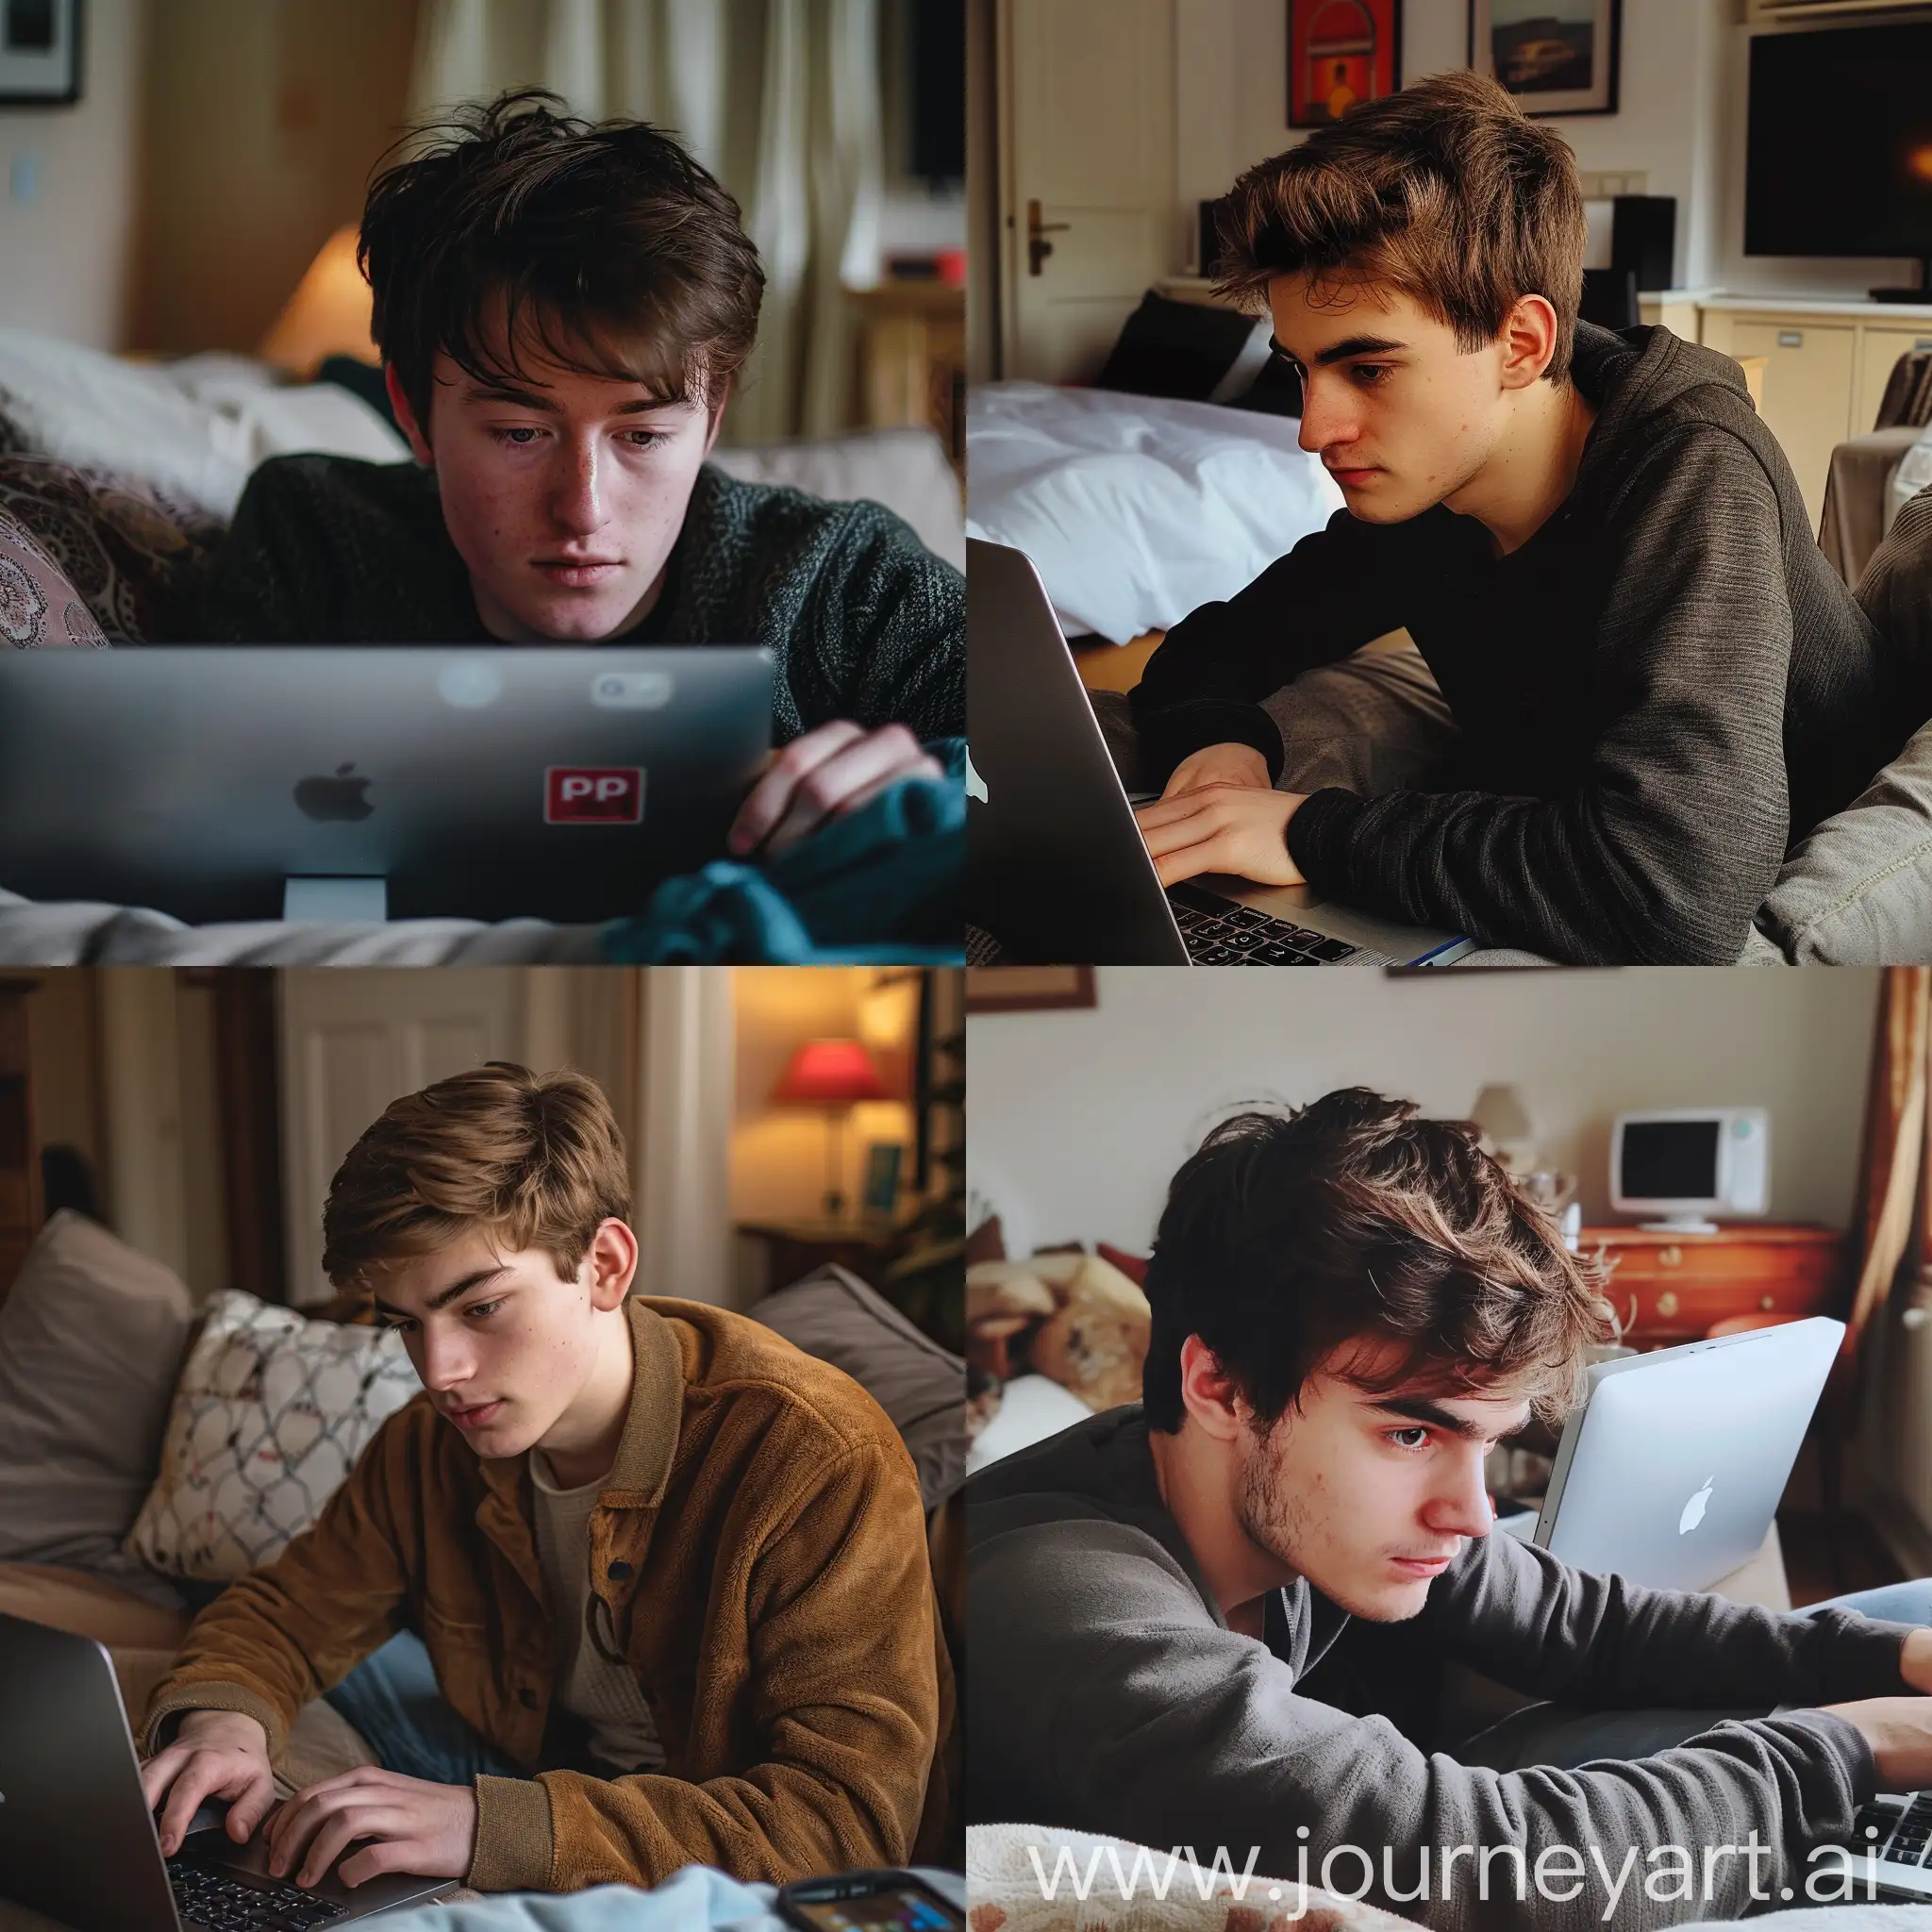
[197,456,964,743]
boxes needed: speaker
[1610,196,1676,293]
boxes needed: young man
[140,1064,947,1893]
[1129,73,1917,964]
[205,90,960,861]
[968,1091,1932,1930]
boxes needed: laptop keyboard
[1170,896,1363,966]
[170,1861,350,1930]
[1857,1794,1932,1872]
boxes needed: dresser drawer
[1582,1228,1845,1346]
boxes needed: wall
[0,0,147,345]
[967,968,1880,1257]
[1173,0,1907,302]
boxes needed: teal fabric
[602,741,964,963]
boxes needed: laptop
[0,646,773,924]
[966,539,1474,967]
[0,1610,452,1929]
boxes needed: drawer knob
[1759,1293,1775,1311]
[1656,1290,1679,1318]
[1658,1245,1682,1267]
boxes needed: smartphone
[775,1869,965,1932]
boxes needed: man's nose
[1297,375,1358,458]
[1425,1447,1495,1541]
[416,1328,473,1392]
[551,439,608,533]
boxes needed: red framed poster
[1288,0,1401,129]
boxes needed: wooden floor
[1778,1508,1907,1607]
[1071,631,1161,693]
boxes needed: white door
[278,970,525,1306]
[1000,0,1177,382]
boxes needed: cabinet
[0,977,42,1309]
[1579,1223,1846,1349]
[1855,326,1932,438]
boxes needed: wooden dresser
[1579,1224,1847,1349]
[0,976,42,1310]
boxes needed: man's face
[1233,1343,1532,1622]
[1268,273,1512,525]
[371,1229,616,1461]
[387,317,722,642]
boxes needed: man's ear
[1176,1334,1253,1443]
[1498,294,1560,391]
[584,1218,641,1311]
[384,364,435,466]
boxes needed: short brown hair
[322,1062,632,1291]
[1214,71,1586,383]
[1141,1089,1611,1432]
[360,88,766,432]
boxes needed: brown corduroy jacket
[142,1297,949,1892]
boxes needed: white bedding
[964,380,1343,644]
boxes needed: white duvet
[965,380,1344,645]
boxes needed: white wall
[967,967,1880,1257]
[0,0,147,346]
[1172,0,1912,302]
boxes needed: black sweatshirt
[967,1407,1916,1932]
[1128,325,1915,964]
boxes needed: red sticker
[545,767,644,824]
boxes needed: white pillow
[964,380,1345,644]
[0,329,409,521]
[125,1290,421,1582]
[967,1372,1093,1476]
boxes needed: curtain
[407,0,884,444]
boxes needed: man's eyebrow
[1312,334,1408,364]
[1367,1395,1532,1441]
[372,1266,508,1320]
[458,382,692,416]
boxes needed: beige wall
[132,0,419,355]
[0,0,148,346]
[967,968,1882,1255]
[21,970,103,1181]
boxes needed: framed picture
[0,0,80,105]
[965,966,1096,1014]
[860,1141,904,1218]
[1289,0,1401,131]
[1469,0,1620,118]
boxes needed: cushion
[0,493,106,648]
[0,455,222,641]
[125,1290,420,1583]
[0,1213,197,1605]
[1094,290,1260,402]
[747,1263,966,1510]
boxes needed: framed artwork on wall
[0,0,80,106]
[1469,0,1621,118]
[1288,0,1402,130]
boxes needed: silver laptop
[1531,1317,1843,1592]
[0,1610,452,1929]
[966,539,1473,966]
[0,646,773,924]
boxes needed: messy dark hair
[359,88,765,434]
[1213,70,1587,383]
[1141,1088,1612,1433]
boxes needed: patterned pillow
[125,1290,421,1582]
[0,494,107,648]
[0,454,223,642]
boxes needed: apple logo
[1678,1475,1715,1536]
[293,763,374,823]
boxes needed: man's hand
[1900,1627,1932,1693]
[1160,741,1274,798]
[729,721,942,860]
[1823,1695,1932,1788]
[264,1766,478,1890]
[141,1708,276,1858]
[1135,785,1309,890]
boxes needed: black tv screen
[1746,23,1932,262]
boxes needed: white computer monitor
[1609,1108,1770,1233]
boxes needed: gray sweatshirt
[966,1407,1917,1930]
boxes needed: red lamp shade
[771,1038,889,1107]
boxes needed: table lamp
[257,225,377,378]
[771,1038,889,1221]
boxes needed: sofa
[0,1210,964,1928]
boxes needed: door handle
[1027,199,1071,275]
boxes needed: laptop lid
[1534,1317,1843,1592]
[0,646,773,924]
[966,539,1189,963]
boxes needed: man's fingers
[140,1743,187,1815]
[225,1783,276,1844]
[1150,832,1224,889]
[158,1761,225,1857]
[296,1806,395,1890]
[727,721,866,854]
[762,733,938,857]
[338,1838,417,1890]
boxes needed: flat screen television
[1745,21,1932,299]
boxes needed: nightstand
[1579,1224,1847,1348]
[737,1219,899,1295]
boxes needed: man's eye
[622,429,670,450]
[1389,1426,1431,1450]
[466,1300,502,1320]
[489,426,543,446]
[381,1318,417,1336]
[1351,364,1392,388]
